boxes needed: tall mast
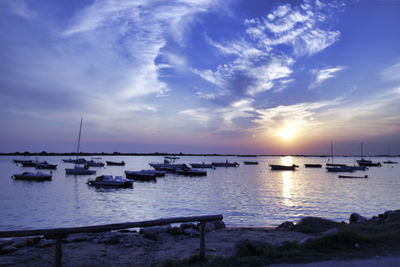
[361,142,363,159]
[331,141,333,164]
[76,118,83,160]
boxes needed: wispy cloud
[309,66,345,89]
[381,61,400,82]
[8,0,35,18]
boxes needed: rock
[277,221,294,230]
[196,222,216,232]
[233,239,265,257]
[0,239,13,247]
[64,233,90,243]
[27,237,41,246]
[212,220,226,230]
[0,245,17,254]
[11,238,28,248]
[384,210,400,223]
[322,227,339,236]
[100,232,122,244]
[180,223,197,230]
[183,228,200,237]
[294,217,341,233]
[140,225,172,241]
[166,226,185,236]
[36,239,55,248]
[349,213,368,223]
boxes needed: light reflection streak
[281,156,293,206]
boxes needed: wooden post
[55,235,62,267]
[200,221,205,260]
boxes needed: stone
[11,238,29,248]
[233,239,265,257]
[294,217,341,233]
[277,221,294,230]
[100,232,122,244]
[140,225,172,241]
[349,213,368,223]
[213,220,226,230]
[183,228,200,237]
[64,233,90,243]
[166,226,185,236]
[36,239,55,248]
[0,245,17,254]
[180,223,198,230]
[0,239,13,247]
[322,227,339,236]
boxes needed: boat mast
[360,142,363,159]
[387,144,390,160]
[331,141,334,164]
[76,118,83,160]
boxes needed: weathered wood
[55,235,62,267]
[0,214,223,238]
[200,221,205,260]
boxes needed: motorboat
[326,166,355,172]
[66,165,96,175]
[270,164,298,171]
[357,160,381,167]
[87,175,132,187]
[85,160,105,167]
[338,175,368,179]
[63,158,87,164]
[189,163,214,168]
[13,159,33,164]
[106,161,126,166]
[212,161,239,167]
[35,162,57,169]
[21,161,37,167]
[125,170,157,181]
[138,169,165,177]
[12,172,52,181]
[304,164,322,168]
[243,161,259,165]
[149,159,185,171]
[175,166,207,176]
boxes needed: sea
[1,155,399,231]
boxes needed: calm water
[1,155,399,230]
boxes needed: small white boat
[87,175,133,187]
[175,168,207,176]
[12,172,52,181]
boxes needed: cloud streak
[309,66,345,89]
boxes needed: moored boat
[326,166,355,172]
[87,175,132,187]
[13,159,33,164]
[35,162,57,169]
[66,165,96,175]
[175,167,207,176]
[338,175,368,179]
[189,163,214,168]
[125,170,157,181]
[85,160,105,167]
[212,161,239,167]
[12,172,52,181]
[63,158,87,164]
[243,161,259,165]
[270,164,298,171]
[106,161,126,166]
[304,164,322,168]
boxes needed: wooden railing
[0,214,223,267]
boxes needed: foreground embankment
[1,210,400,266]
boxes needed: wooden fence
[0,214,223,267]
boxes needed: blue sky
[1,0,399,154]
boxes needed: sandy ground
[0,227,309,266]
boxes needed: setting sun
[279,126,297,140]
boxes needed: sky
[0,0,400,155]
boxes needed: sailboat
[325,142,367,172]
[356,142,381,167]
[65,118,96,175]
[326,142,346,167]
[383,145,398,164]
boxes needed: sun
[279,126,297,140]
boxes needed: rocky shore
[1,210,400,266]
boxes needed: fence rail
[0,214,223,267]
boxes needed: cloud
[8,0,35,18]
[381,62,400,82]
[309,66,345,89]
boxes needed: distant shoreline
[1,152,398,157]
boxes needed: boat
[304,164,322,168]
[211,161,239,167]
[270,164,298,171]
[65,118,96,175]
[12,172,52,181]
[175,166,207,176]
[106,161,126,166]
[189,163,214,168]
[85,160,105,167]
[326,163,347,167]
[383,145,398,164]
[125,170,157,181]
[338,175,368,179]
[164,156,180,160]
[326,166,355,172]
[356,142,381,167]
[139,170,165,177]
[35,161,57,169]
[149,159,185,171]
[63,158,87,164]
[87,175,132,187]
[20,161,37,167]
[243,161,259,165]
[13,159,33,164]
